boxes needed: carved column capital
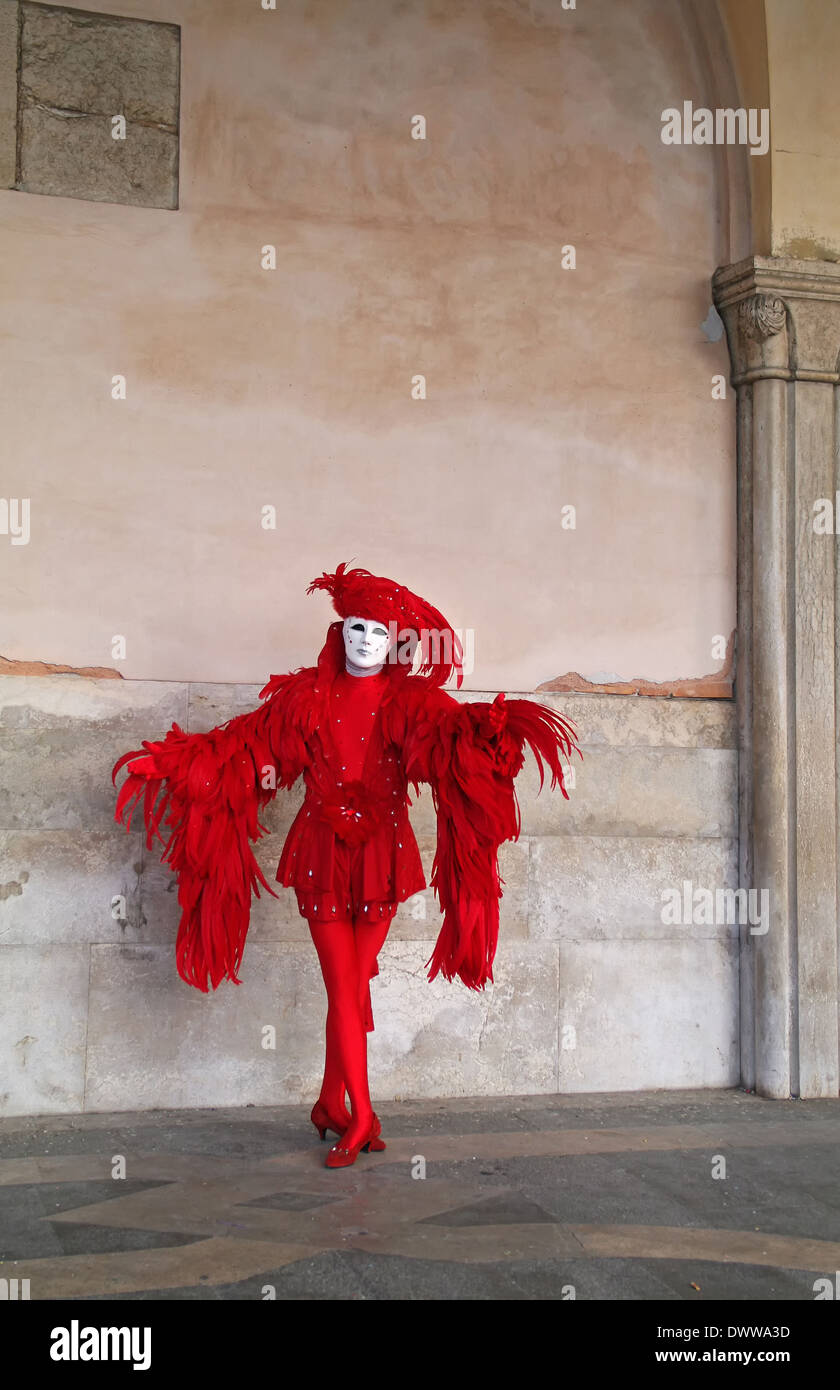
[713,255,840,386]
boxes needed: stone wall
[0,673,738,1117]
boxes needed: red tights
[307,911,393,1149]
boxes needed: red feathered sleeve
[390,682,581,991]
[111,670,315,992]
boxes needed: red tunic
[275,666,426,921]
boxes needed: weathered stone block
[85,942,326,1111]
[0,944,89,1115]
[530,691,737,750]
[0,680,188,832]
[557,939,739,1092]
[19,105,177,207]
[0,676,186,837]
[516,746,738,838]
[17,2,179,208]
[369,940,559,1099]
[21,3,178,123]
[186,682,265,734]
[0,828,143,943]
[529,834,739,939]
[0,673,186,733]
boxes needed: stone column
[713,256,840,1099]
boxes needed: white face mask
[342,615,392,675]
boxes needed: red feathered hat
[307,562,463,688]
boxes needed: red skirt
[276,798,425,921]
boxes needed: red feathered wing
[398,686,581,989]
[112,671,314,992]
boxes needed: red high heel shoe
[325,1113,386,1169]
[310,1099,351,1141]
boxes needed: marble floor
[1,1088,838,1300]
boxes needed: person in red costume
[112,564,581,1167]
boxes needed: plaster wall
[718,0,840,263]
[764,0,840,261]
[1,0,736,691]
